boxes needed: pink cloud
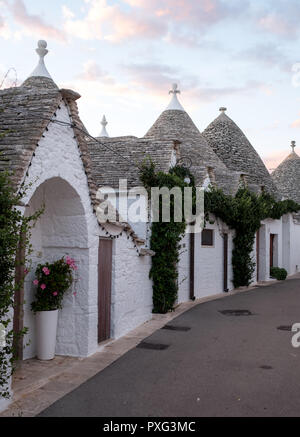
[124,0,232,26]
[77,60,115,85]
[9,0,66,42]
[291,113,300,128]
[63,0,241,44]
[255,1,300,39]
[0,6,11,39]
[64,0,166,43]
[123,62,263,102]
[258,14,291,37]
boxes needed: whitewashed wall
[257,218,283,282]
[194,216,234,298]
[178,232,191,303]
[289,215,300,275]
[22,101,100,359]
[21,101,153,360]
[111,235,153,339]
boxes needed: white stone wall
[289,216,300,275]
[111,235,153,339]
[20,101,153,359]
[0,396,11,414]
[258,218,283,282]
[282,214,291,274]
[194,216,234,298]
[178,232,191,303]
[22,101,100,358]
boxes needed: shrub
[31,256,77,313]
[0,163,42,398]
[270,267,288,281]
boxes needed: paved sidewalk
[38,274,300,417]
[1,276,297,417]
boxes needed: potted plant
[31,256,77,360]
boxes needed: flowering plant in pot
[31,256,77,360]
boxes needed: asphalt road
[39,278,300,417]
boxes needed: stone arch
[21,177,90,359]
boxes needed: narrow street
[39,277,300,417]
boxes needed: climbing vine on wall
[141,160,300,313]
[205,185,300,288]
[0,163,42,399]
[140,160,195,314]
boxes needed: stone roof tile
[203,111,278,197]
[271,150,300,203]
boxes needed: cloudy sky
[1,0,300,170]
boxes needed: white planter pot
[36,310,58,360]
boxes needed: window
[201,229,214,246]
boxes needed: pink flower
[24,269,29,276]
[33,279,39,286]
[40,284,46,290]
[66,256,77,270]
[42,267,50,276]
[66,256,73,265]
[73,292,77,297]
[53,292,58,296]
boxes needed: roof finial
[219,107,227,113]
[291,140,296,153]
[166,83,185,111]
[28,40,52,80]
[169,83,180,95]
[99,115,109,137]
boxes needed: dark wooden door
[98,238,112,343]
[256,230,260,281]
[270,234,275,270]
[223,233,228,292]
[189,233,195,300]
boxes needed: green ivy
[141,161,300,313]
[0,164,42,399]
[205,185,300,288]
[140,160,194,313]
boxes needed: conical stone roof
[203,109,278,196]
[144,88,235,192]
[271,146,300,203]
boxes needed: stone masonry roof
[87,136,175,189]
[0,76,96,201]
[271,151,300,203]
[203,111,278,196]
[0,77,61,188]
[144,108,238,194]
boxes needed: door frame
[98,237,113,343]
[223,233,228,292]
[270,233,275,270]
[256,229,260,282]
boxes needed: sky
[1,0,300,171]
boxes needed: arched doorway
[15,177,89,360]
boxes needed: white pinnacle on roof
[99,115,109,137]
[166,83,185,111]
[28,40,53,80]
[291,140,296,153]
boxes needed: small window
[201,229,214,246]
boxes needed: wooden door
[256,230,260,282]
[98,238,112,343]
[189,233,195,300]
[270,234,275,270]
[223,233,228,292]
